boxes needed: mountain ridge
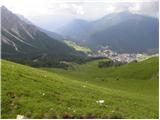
[57,11,159,53]
[1,6,86,67]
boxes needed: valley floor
[1,57,159,118]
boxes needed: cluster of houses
[88,49,158,63]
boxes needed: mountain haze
[58,11,159,53]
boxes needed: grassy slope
[64,40,91,53]
[1,57,159,118]
[42,57,159,117]
[43,57,158,94]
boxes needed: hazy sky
[1,0,159,31]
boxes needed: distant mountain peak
[17,14,33,24]
[58,10,159,53]
[1,5,8,10]
[118,10,131,14]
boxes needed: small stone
[16,114,26,119]
[96,100,105,104]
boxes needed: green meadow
[1,57,159,118]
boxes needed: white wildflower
[111,110,115,113]
[96,100,104,104]
[16,115,26,119]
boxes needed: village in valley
[88,47,158,63]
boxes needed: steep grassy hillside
[2,58,159,118]
[64,40,91,53]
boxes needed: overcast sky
[1,0,159,31]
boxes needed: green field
[1,57,159,118]
[64,40,91,53]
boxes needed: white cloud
[106,6,116,13]
[59,3,85,15]
[0,0,158,20]
[1,0,158,32]
[0,0,59,16]
[59,3,70,9]
[129,3,141,13]
[0,0,158,18]
[71,4,85,15]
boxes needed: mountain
[87,11,159,53]
[17,14,33,24]
[17,14,65,41]
[58,11,159,53]
[1,6,86,67]
[57,19,93,42]
[39,28,65,41]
